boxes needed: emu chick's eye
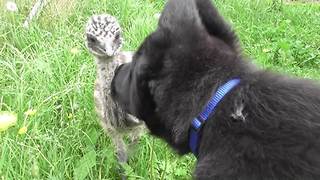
[87,36,97,43]
[115,33,120,40]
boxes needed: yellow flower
[0,111,17,132]
[67,113,73,119]
[262,48,271,53]
[24,109,37,116]
[18,126,28,134]
[70,47,80,54]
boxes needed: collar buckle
[191,117,204,132]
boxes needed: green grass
[0,0,319,179]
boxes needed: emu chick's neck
[95,56,117,91]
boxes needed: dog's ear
[159,0,204,40]
[195,0,240,52]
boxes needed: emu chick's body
[85,14,144,164]
[94,52,143,163]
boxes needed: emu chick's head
[85,14,123,58]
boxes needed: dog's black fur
[112,0,320,179]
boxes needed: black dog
[112,0,320,179]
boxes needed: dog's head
[112,0,246,154]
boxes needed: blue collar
[189,78,241,156]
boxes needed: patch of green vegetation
[0,0,319,179]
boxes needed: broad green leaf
[74,150,96,180]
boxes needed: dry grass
[47,0,77,17]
